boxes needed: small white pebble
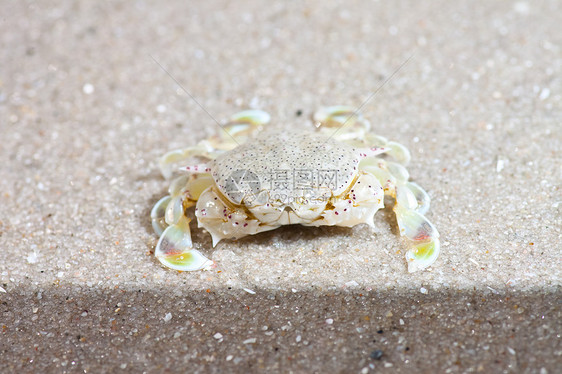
[539,88,550,100]
[344,280,359,288]
[243,338,257,344]
[163,312,172,322]
[243,288,256,295]
[82,83,94,94]
[384,362,393,368]
[226,355,233,361]
[213,333,223,340]
[326,318,334,325]
[487,286,499,294]
[291,288,297,293]
[399,319,405,325]
[496,159,506,173]
[0,286,6,293]
[361,367,369,374]
[249,97,260,108]
[420,287,428,294]
[156,104,167,113]
[120,363,127,369]
[296,335,302,343]
[173,332,181,338]
[26,252,39,264]
[514,2,530,14]
[507,346,516,355]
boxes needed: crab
[151,106,440,273]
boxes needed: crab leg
[393,201,440,272]
[313,107,411,165]
[159,110,271,179]
[159,144,216,179]
[151,196,171,236]
[182,164,212,173]
[313,106,373,143]
[313,105,370,131]
[155,216,214,271]
[306,173,384,228]
[360,157,440,272]
[222,109,271,140]
[152,173,216,271]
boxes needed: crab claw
[155,216,214,271]
[394,203,440,272]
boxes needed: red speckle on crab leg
[358,147,389,159]
[183,164,212,173]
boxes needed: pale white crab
[151,107,440,272]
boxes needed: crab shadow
[232,224,353,249]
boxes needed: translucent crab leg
[394,201,440,273]
[159,144,210,179]
[394,174,439,272]
[313,106,372,141]
[357,147,390,158]
[312,105,370,131]
[385,141,411,165]
[182,164,212,173]
[152,173,216,271]
[222,110,271,140]
[405,182,431,215]
[151,196,171,236]
[155,215,214,271]
[361,157,439,272]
